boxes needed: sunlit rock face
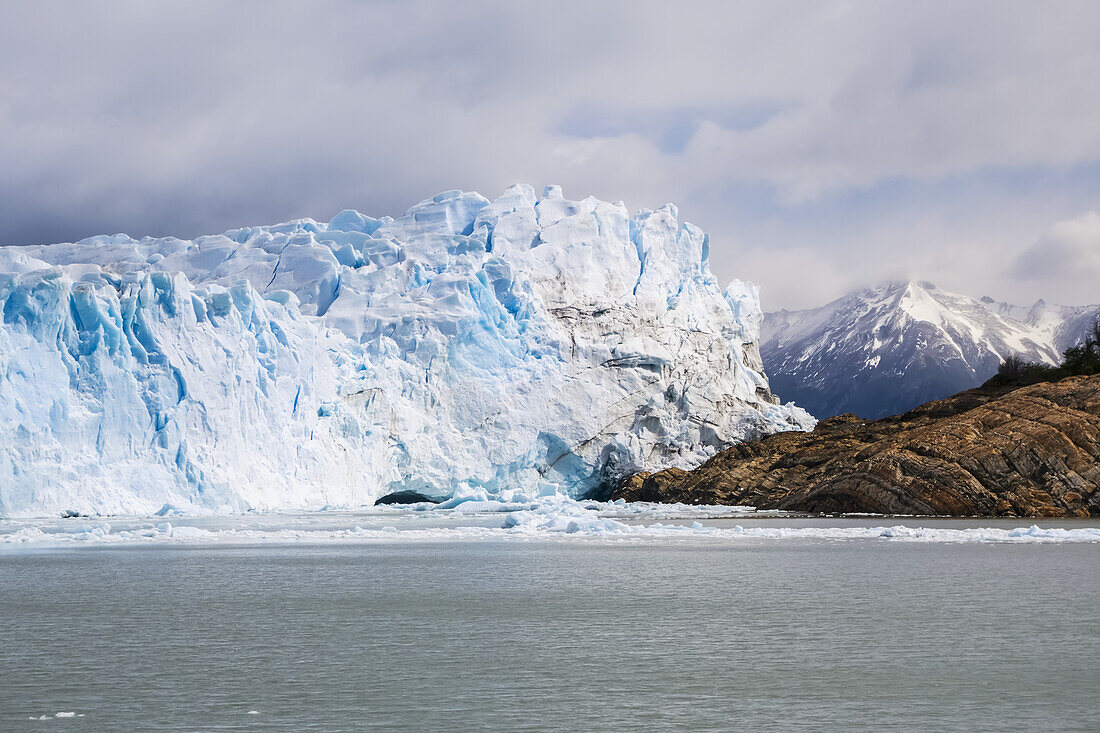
[0,184,812,517]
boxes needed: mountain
[983,297,1100,353]
[0,184,812,517]
[760,280,1098,420]
[615,374,1100,517]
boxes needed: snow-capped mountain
[983,298,1100,354]
[761,280,1096,420]
[0,184,812,517]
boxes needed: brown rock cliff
[613,375,1100,517]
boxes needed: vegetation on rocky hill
[990,318,1100,387]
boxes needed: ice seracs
[0,184,812,517]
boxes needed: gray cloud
[1,0,1098,309]
[1009,212,1100,305]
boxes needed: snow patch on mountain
[983,297,1100,353]
[0,185,812,517]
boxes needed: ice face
[0,184,813,517]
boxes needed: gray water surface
[2,539,1098,731]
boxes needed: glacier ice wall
[0,185,812,516]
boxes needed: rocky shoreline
[614,375,1100,517]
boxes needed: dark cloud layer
[1,1,1098,308]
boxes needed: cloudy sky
[2,0,1098,310]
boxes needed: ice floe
[1,498,1096,547]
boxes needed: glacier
[0,184,812,517]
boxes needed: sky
[1,0,1098,310]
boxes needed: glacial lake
[1,508,1098,731]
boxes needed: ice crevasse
[0,184,813,517]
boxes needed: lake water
[1,509,1098,731]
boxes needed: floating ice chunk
[499,501,629,534]
[2,503,1099,547]
[153,522,211,540]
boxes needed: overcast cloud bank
[1,0,1097,309]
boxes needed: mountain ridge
[762,280,1099,419]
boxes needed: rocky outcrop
[374,490,440,505]
[614,375,1100,517]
